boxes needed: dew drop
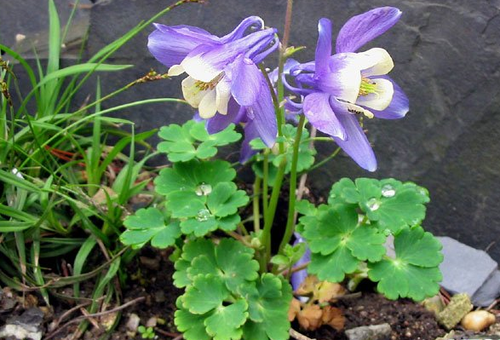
[367,198,380,211]
[195,182,212,196]
[381,184,396,198]
[196,209,211,222]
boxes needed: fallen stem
[290,328,316,340]
[44,296,145,340]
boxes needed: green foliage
[368,226,443,300]
[138,325,156,339]
[251,124,316,183]
[154,160,249,237]
[174,239,292,340]
[158,121,241,162]
[329,178,430,233]
[121,208,181,249]
[299,178,442,301]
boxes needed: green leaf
[241,274,292,340]
[174,239,216,288]
[183,275,230,314]
[121,208,181,249]
[180,214,218,237]
[155,160,235,197]
[158,121,240,162]
[175,302,211,340]
[207,182,249,217]
[308,246,359,282]
[329,178,430,233]
[204,299,248,340]
[188,239,259,294]
[302,205,358,255]
[368,226,443,301]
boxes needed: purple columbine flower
[148,17,279,162]
[285,7,409,171]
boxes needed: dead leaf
[297,304,323,331]
[322,306,345,331]
[316,281,346,303]
[289,298,301,321]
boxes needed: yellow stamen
[195,72,225,91]
[358,77,378,97]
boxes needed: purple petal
[220,16,264,42]
[247,78,277,147]
[316,53,361,103]
[239,120,259,163]
[330,100,377,171]
[252,36,280,64]
[229,55,262,106]
[182,28,276,82]
[205,98,245,134]
[291,233,311,291]
[369,76,409,119]
[315,18,332,77]
[303,92,346,140]
[336,7,402,53]
[148,24,220,67]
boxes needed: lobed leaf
[368,226,443,301]
[329,178,430,233]
[158,121,240,162]
[121,208,181,249]
[241,274,293,340]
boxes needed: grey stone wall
[1,0,500,260]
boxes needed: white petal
[340,100,375,119]
[215,79,231,115]
[356,78,394,111]
[181,54,221,82]
[357,48,394,76]
[198,89,218,119]
[182,76,207,108]
[168,64,185,77]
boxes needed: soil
[4,246,500,340]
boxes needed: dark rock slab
[2,0,500,262]
[438,236,499,306]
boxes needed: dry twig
[45,297,145,340]
[290,328,316,340]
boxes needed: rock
[472,270,500,307]
[125,313,140,332]
[436,293,473,330]
[461,310,496,332]
[422,295,445,315]
[0,307,44,340]
[437,237,500,307]
[345,323,392,340]
[0,288,17,313]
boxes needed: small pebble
[126,313,140,332]
[461,310,496,332]
[146,317,157,328]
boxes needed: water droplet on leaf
[381,184,396,198]
[195,183,212,196]
[367,198,380,211]
[196,209,211,222]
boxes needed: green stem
[258,0,294,272]
[253,176,262,232]
[308,147,341,172]
[260,159,287,271]
[262,152,269,222]
[278,114,305,254]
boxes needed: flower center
[194,72,225,92]
[358,77,378,97]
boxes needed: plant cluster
[0,1,444,340]
[119,3,444,340]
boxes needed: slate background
[1,0,500,260]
